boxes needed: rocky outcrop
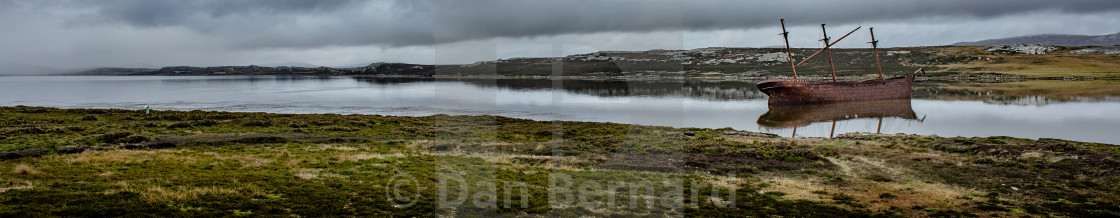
[984,44,1057,55]
[1070,46,1120,55]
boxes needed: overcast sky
[2,0,1119,73]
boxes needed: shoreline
[7,103,1120,145]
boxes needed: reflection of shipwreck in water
[757,99,923,137]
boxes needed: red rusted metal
[794,26,861,68]
[761,21,916,105]
[822,24,837,82]
[830,120,836,138]
[756,69,922,105]
[756,98,918,129]
[780,19,798,79]
[877,117,883,133]
[870,28,883,78]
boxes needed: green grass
[1,106,1118,216]
[932,46,1120,78]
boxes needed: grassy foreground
[1,106,1118,217]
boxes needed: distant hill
[952,32,1120,46]
[66,47,930,78]
[69,63,439,76]
[64,45,1120,79]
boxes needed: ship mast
[869,28,883,78]
[830,120,836,138]
[780,19,798,79]
[794,26,861,68]
[821,24,837,82]
[876,117,883,134]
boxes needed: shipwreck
[757,19,922,105]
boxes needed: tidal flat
[0,106,1117,217]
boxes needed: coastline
[47,45,1120,81]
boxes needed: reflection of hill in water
[981,96,1120,106]
[351,78,1120,104]
[159,75,338,84]
[912,80,1120,105]
[353,78,769,101]
[352,77,436,85]
[757,99,918,129]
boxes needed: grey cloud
[48,0,437,48]
[436,0,1120,43]
[93,0,365,27]
[1,0,1119,73]
[23,0,1120,49]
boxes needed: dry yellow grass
[704,174,744,190]
[11,163,39,175]
[217,155,273,168]
[415,140,601,171]
[764,176,824,201]
[295,168,321,180]
[101,178,271,203]
[277,149,293,158]
[103,180,264,203]
[338,153,406,162]
[757,155,981,212]
[305,144,361,151]
[411,140,529,151]
[64,150,156,163]
[473,153,595,171]
[61,150,199,166]
[0,181,34,193]
[877,181,977,210]
[141,186,238,202]
[932,46,1120,77]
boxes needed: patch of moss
[865,174,893,182]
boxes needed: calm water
[2,76,1119,144]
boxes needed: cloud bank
[0,0,1118,73]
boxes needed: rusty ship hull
[756,73,915,105]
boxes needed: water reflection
[2,76,1120,144]
[757,99,920,128]
[911,80,1120,105]
[352,78,1120,105]
[756,99,923,137]
[353,78,767,101]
